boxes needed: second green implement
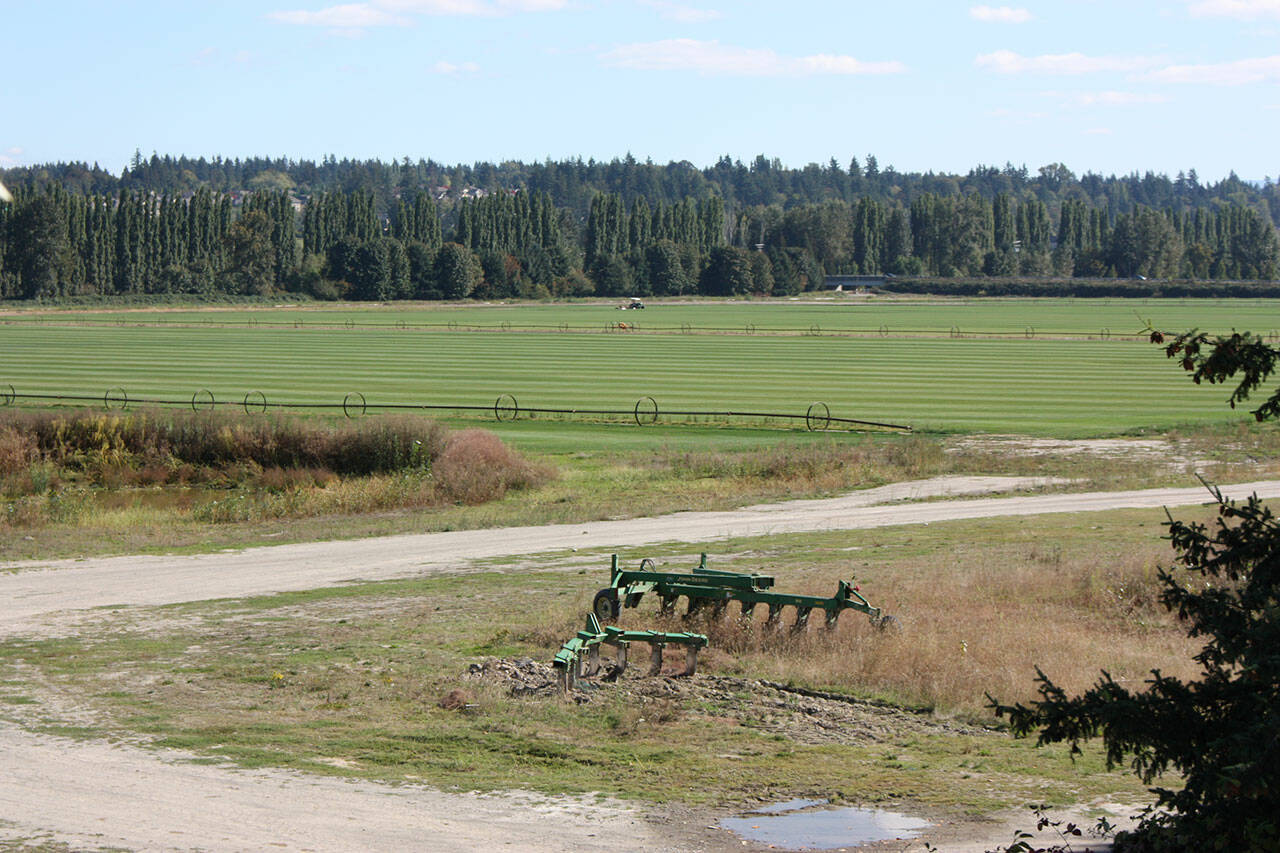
[592,553,895,632]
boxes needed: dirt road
[7,476,1278,636]
[3,475,1276,852]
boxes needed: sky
[2,0,1278,181]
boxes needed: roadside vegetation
[0,409,548,531]
[3,406,1276,563]
[0,509,1201,813]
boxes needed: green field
[0,298,1272,441]
[8,296,1280,338]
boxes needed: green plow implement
[592,553,895,632]
[552,613,707,692]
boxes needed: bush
[433,429,550,505]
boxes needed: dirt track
[3,475,1277,852]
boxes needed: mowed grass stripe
[0,323,1249,435]
[17,297,1280,337]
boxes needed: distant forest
[1,152,1277,301]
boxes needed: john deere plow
[592,553,895,632]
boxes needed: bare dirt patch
[949,435,1214,473]
[468,658,986,746]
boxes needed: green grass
[9,295,1280,338]
[0,515,1169,811]
[0,299,1268,441]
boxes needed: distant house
[823,274,886,290]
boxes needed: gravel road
[3,475,1276,852]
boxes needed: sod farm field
[1,297,1277,441]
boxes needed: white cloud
[269,3,408,27]
[1188,0,1280,19]
[1083,127,1113,135]
[1147,55,1280,84]
[602,39,906,76]
[0,147,24,167]
[432,60,481,73]
[976,49,1160,74]
[378,0,489,11]
[969,5,1032,22]
[639,0,722,22]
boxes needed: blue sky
[3,0,1278,180]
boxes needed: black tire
[593,589,621,623]
[875,614,901,632]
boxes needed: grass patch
[0,507,1208,813]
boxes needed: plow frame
[593,553,886,630]
[552,613,707,691]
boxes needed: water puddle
[720,798,931,850]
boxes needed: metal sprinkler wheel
[243,390,268,415]
[805,402,831,432]
[634,396,659,426]
[343,392,367,419]
[104,387,129,411]
[191,389,215,412]
[494,393,519,422]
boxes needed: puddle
[721,800,931,850]
[752,798,829,815]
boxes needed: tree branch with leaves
[989,329,1280,852]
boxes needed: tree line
[9,152,1280,226]
[1,177,1277,302]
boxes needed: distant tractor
[619,297,645,309]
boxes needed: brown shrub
[438,688,473,711]
[434,429,550,505]
[0,426,37,475]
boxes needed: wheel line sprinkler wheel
[104,387,128,411]
[494,393,518,422]
[805,401,831,432]
[634,396,659,426]
[243,390,268,415]
[343,392,367,419]
[191,389,215,413]
[1,384,14,407]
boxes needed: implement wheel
[875,614,901,632]
[593,589,621,623]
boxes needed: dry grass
[0,409,551,529]
[602,514,1206,718]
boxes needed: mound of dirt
[468,657,987,745]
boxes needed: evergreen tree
[993,327,1280,851]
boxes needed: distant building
[823,274,886,290]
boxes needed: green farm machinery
[592,553,895,632]
[552,612,707,691]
